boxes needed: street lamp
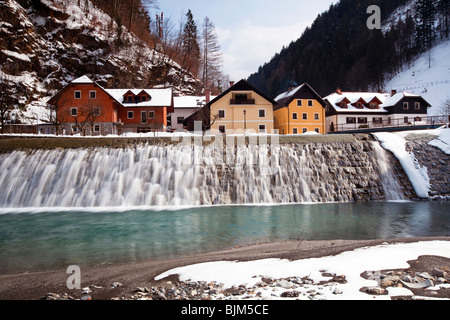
[243,110,247,130]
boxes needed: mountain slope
[247,0,449,101]
[0,0,202,123]
[384,39,450,116]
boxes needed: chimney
[391,89,397,97]
[205,89,211,104]
[336,88,342,95]
[229,81,235,87]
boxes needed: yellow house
[208,80,277,134]
[274,83,327,135]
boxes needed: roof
[174,95,216,109]
[105,88,173,107]
[324,91,431,114]
[274,83,326,110]
[207,79,277,107]
[325,92,390,113]
[71,75,94,84]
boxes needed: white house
[171,94,215,131]
[324,89,431,132]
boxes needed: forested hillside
[247,0,449,98]
[0,0,227,125]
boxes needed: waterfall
[371,142,406,201]
[0,140,408,208]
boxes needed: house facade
[324,89,431,132]
[274,83,327,135]
[171,93,214,131]
[209,80,277,134]
[183,80,276,134]
[48,76,174,135]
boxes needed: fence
[333,115,449,133]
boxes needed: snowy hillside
[0,0,202,124]
[384,39,450,116]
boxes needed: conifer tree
[415,0,438,51]
[181,10,200,76]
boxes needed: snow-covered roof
[173,96,217,109]
[275,84,306,102]
[71,76,94,84]
[105,88,173,107]
[325,91,402,113]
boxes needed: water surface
[0,202,448,274]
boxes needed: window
[370,103,378,109]
[308,100,314,107]
[127,111,134,119]
[414,117,422,122]
[70,107,78,116]
[89,91,96,99]
[219,125,226,134]
[94,125,100,132]
[404,116,409,124]
[302,128,308,133]
[293,128,298,134]
[292,113,298,120]
[141,111,148,124]
[74,91,81,99]
[302,113,308,120]
[357,102,363,109]
[94,108,100,117]
[127,95,134,103]
[177,117,185,124]
[258,109,266,118]
[358,117,368,124]
[149,111,155,119]
[315,128,320,133]
[346,117,356,124]
[373,117,383,125]
[314,113,320,120]
[403,102,409,110]
[72,125,78,133]
[259,125,266,133]
[297,100,303,107]
[341,103,348,108]
[218,110,225,119]
[415,102,421,110]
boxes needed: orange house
[48,76,174,135]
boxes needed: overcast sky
[159,0,337,81]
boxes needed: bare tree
[200,17,223,91]
[0,73,15,134]
[47,93,75,136]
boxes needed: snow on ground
[429,127,450,155]
[384,40,450,116]
[155,241,450,300]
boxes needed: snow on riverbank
[155,241,450,300]
[373,127,449,198]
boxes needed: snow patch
[155,241,450,300]
[373,132,430,198]
[429,127,450,155]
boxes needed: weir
[0,136,414,208]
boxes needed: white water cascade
[0,141,408,208]
[372,142,406,201]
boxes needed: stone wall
[405,138,450,199]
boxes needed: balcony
[230,99,255,105]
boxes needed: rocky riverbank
[46,255,449,301]
[8,238,446,301]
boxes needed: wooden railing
[230,99,255,105]
[332,115,450,133]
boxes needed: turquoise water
[0,202,449,274]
